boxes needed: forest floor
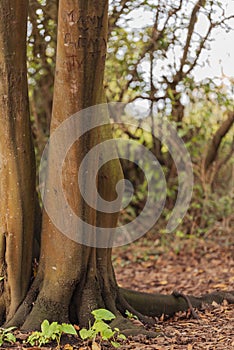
[112,226,234,349]
[3,226,234,350]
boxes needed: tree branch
[178,0,206,78]
[205,112,234,170]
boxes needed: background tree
[28,0,58,157]
[106,0,234,233]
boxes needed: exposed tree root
[172,290,200,319]
[116,290,156,325]
[22,295,70,331]
[120,288,234,318]
[4,276,42,329]
[110,316,159,338]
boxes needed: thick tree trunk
[0,0,35,323]
[6,0,124,330]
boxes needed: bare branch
[108,0,129,35]
[186,23,213,75]
[178,0,206,78]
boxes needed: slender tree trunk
[205,112,234,171]
[0,0,35,323]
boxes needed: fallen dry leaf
[92,341,101,350]
[64,344,73,350]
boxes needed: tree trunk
[171,99,185,124]
[204,112,234,171]
[0,0,36,324]
[6,0,124,330]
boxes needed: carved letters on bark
[62,10,106,72]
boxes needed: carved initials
[66,10,75,23]
[64,10,104,29]
[64,34,107,52]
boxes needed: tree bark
[204,112,234,171]
[0,0,36,323]
[6,0,124,330]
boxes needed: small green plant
[0,327,16,346]
[26,319,77,346]
[79,308,126,348]
[125,310,138,320]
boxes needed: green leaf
[51,333,57,340]
[5,333,16,343]
[101,328,115,340]
[61,323,77,335]
[111,341,121,348]
[79,328,95,340]
[48,322,60,337]
[125,310,138,319]
[91,309,116,321]
[27,332,41,346]
[118,333,126,340]
[93,320,109,332]
[41,319,50,334]
[2,326,16,333]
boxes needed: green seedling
[26,319,77,346]
[0,327,16,346]
[79,308,126,348]
[125,310,139,320]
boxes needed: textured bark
[6,0,124,330]
[205,112,234,170]
[0,0,35,323]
